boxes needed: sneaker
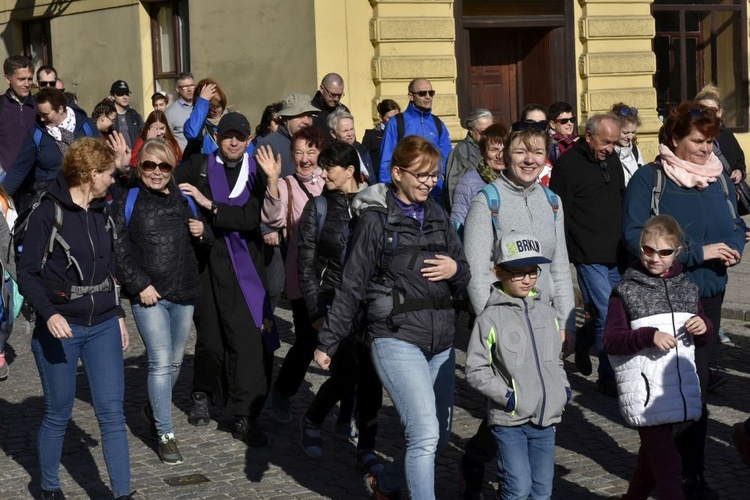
[732,422,750,468]
[142,403,158,439]
[707,370,728,393]
[682,474,719,500]
[335,417,358,440]
[718,327,732,344]
[187,392,210,426]
[40,489,66,500]
[232,416,268,447]
[458,454,485,500]
[300,416,323,458]
[158,433,183,466]
[271,388,292,424]
[597,377,618,398]
[364,472,400,499]
[0,351,8,381]
[357,449,385,475]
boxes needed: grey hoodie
[463,173,576,331]
[466,285,569,428]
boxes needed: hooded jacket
[466,285,569,428]
[317,183,470,356]
[16,174,124,325]
[603,264,709,427]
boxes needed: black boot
[187,391,210,426]
[232,416,268,447]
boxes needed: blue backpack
[480,182,559,240]
[124,187,199,227]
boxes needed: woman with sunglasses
[113,138,212,466]
[314,136,469,499]
[622,101,745,499]
[611,103,643,186]
[460,121,577,498]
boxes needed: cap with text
[493,232,552,267]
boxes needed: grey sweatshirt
[463,173,576,332]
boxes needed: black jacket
[16,174,124,324]
[549,139,625,264]
[717,127,746,179]
[113,180,214,302]
[112,107,144,148]
[297,190,356,321]
[311,91,350,136]
[318,185,470,356]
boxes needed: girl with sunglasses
[113,138,213,466]
[611,103,643,186]
[604,214,711,500]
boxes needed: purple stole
[207,153,280,352]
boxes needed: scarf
[551,132,577,156]
[476,159,501,184]
[47,107,77,155]
[207,153,280,352]
[658,144,723,188]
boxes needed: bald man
[311,72,350,136]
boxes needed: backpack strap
[480,183,501,240]
[432,114,443,141]
[395,113,405,143]
[651,163,664,216]
[633,143,642,167]
[82,122,93,137]
[715,143,734,176]
[314,196,327,242]
[540,185,559,222]
[183,194,198,219]
[125,187,140,227]
[33,129,43,150]
[41,196,84,282]
[715,170,740,224]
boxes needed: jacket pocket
[641,373,651,407]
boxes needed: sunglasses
[554,117,575,125]
[688,108,714,119]
[140,161,173,173]
[500,266,542,282]
[618,107,638,117]
[511,120,547,133]
[322,84,344,99]
[38,81,56,88]
[396,166,442,184]
[598,160,611,184]
[640,245,678,257]
[411,90,436,97]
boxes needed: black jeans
[274,298,318,397]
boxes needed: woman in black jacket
[297,141,383,471]
[314,136,470,499]
[114,138,212,466]
[17,138,133,500]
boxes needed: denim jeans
[576,263,621,380]
[492,423,556,500]
[31,315,130,497]
[131,299,194,436]
[370,338,455,499]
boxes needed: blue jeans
[131,299,194,436]
[576,263,620,380]
[31,315,130,497]
[371,338,455,499]
[492,423,556,500]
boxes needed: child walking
[603,215,711,500]
[466,232,570,500]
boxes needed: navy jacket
[16,174,124,325]
[3,108,99,195]
[0,90,36,175]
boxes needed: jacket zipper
[524,300,547,423]
[662,277,688,420]
[86,210,96,326]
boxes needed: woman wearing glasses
[460,121,577,498]
[622,102,745,499]
[314,136,470,499]
[114,138,212,466]
[611,103,643,186]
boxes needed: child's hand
[685,316,707,336]
[653,331,677,351]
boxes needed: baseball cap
[110,80,131,95]
[217,112,251,138]
[277,93,320,118]
[493,232,552,267]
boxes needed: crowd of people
[0,53,748,500]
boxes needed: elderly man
[549,113,624,397]
[165,72,195,151]
[328,108,373,182]
[174,112,278,447]
[378,78,452,199]
[312,73,349,136]
[444,108,493,209]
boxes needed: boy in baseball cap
[465,232,569,500]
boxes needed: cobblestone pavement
[1,302,750,499]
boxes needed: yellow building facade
[0,0,747,161]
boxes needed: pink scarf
[658,144,722,189]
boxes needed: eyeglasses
[511,120,547,133]
[640,245,678,257]
[599,160,611,184]
[618,107,638,117]
[501,266,542,282]
[322,84,344,99]
[554,117,575,125]
[177,84,196,90]
[396,166,442,184]
[411,90,436,98]
[38,81,56,88]
[140,161,173,173]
